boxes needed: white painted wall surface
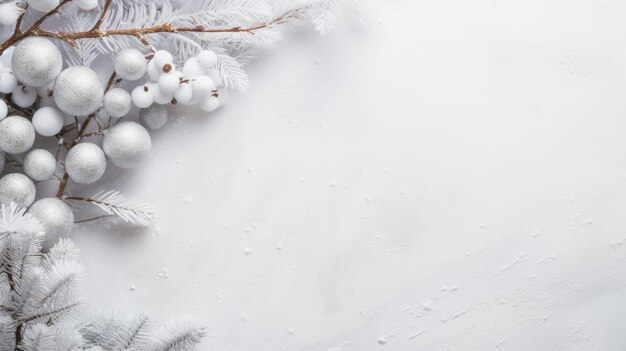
[75,1,626,349]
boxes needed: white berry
[158,72,180,94]
[174,83,193,105]
[149,83,173,105]
[12,86,37,108]
[0,100,7,120]
[197,50,218,68]
[200,96,220,112]
[73,0,98,10]
[32,106,64,136]
[26,0,60,12]
[190,75,215,104]
[0,72,18,94]
[131,85,154,108]
[183,57,204,78]
[24,149,57,181]
[0,1,25,26]
[115,49,147,81]
[103,88,132,118]
[153,50,173,68]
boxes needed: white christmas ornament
[200,96,220,112]
[65,142,106,184]
[73,0,98,10]
[0,151,4,173]
[0,173,36,208]
[0,1,25,26]
[183,58,204,78]
[131,85,154,108]
[197,50,218,68]
[115,49,147,81]
[140,105,168,130]
[158,72,180,94]
[12,37,63,87]
[103,121,151,168]
[0,99,7,120]
[26,0,60,12]
[174,83,193,104]
[54,66,104,116]
[190,75,215,104]
[28,197,74,249]
[24,149,57,181]
[153,50,173,68]
[32,106,64,136]
[0,116,35,154]
[12,86,37,108]
[103,88,132,118]
[149,83,173,105]
[0,72,18,94]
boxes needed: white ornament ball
[174,83,193,105]
[200,96,220,112]
[103,121,151,169]
[0,100,6,120]
[190,75,215,104]
[0,72,18,94]
[183,57,204,78]
[197,50,218,68]
[27,0,59,12]
[0,1,25,26]
[103,88,132,118]
[12,37,63,88]
[12,86,37,108]
[0,151,4,173]
[140,105,168,130]
[28,198,74,249]
[158,72,180,94]
[54,66,104,116]
[65,142,106,184]
[115,49,147,81]
[153,50,173,68]
[24,149,56,181]
[0,116,35,154]
[149,83,173,105]
[131,85,154,108]
[147,59,161,82]
[0,173,36,208]
[73,0,98,10]
[32,106,64,136]
[0,46,14,67]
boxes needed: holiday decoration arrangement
[0,0,363,349]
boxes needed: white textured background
[76,0,626,349]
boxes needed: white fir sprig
[66,190,154,226]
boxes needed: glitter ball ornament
[103,88,132,118]
[12,37,63,87]
[103,121,152,168]
[0,173,36,208]
[0,116,36,154]
[115,49,147,81]
[32,106,64,136]
[24,149,56,181]
[54,66,104,116]
[0,151,4,173]
[140,105,168,130]
[65,142,106,184]
[28,197,74,249]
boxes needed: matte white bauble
[0,116,35,154]
[103,121,151,168]
[27,0,60,12]
[197,50,218,68]
[115,49,147,81]
[174,83,193,105]
[12,37,63,87]
[24,149,57,181]
[0,151,4,173]
[183,57,204,78]
[200,96,220,112]
[0,72,18,94]
[73,0,97,10]
[28,197,74,249]
[103,88,132,118]
[0,173,36,208]
[158,72,180,94]
[65,142,106,184]
[32,106,64,136]
[0,1,24,26]
[131,85,154,108]
[54,66,104,116]
[149,83,173,105]
[0,100,6,120]
[140,105,168,130]
[12,86,37,108]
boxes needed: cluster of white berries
[0,0,97,25]
[129,49,224,113]
[0,36,225,247]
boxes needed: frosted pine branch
[65,190,154,226]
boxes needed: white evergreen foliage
[73,190,154,226]
[20,323,56,351]
[149,316,208,351]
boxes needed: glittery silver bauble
[0,116,36,154]
[140,104,168,130]
[65,142,106,184]
[54,66,104,116]
[103,88,132,118]
[11,37,62,87]
[0,151,4,173]
[0,173,36,208]
[24,149,57,181]
[114,49,147,81]
[28,197,74,249]
[103,121,151,168]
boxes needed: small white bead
[0,72,18,94]
[183,57,204,78]
[24,149,57,181]
[158,72,180,94]
[0,116,35,154]
[153,50,173,68]
[12,86,37,108]
[115,49,147,81]
[147,59,161,82]
[65,142,107,184]
[103,88,132,118]
[174,83,193,105]
[149,83,173,105]
[190,75,215,104]
[140,104,168,130]
[200,96,220,112]
[197,50,218,68]
[32,106,64,136]
[131,85,154,108]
